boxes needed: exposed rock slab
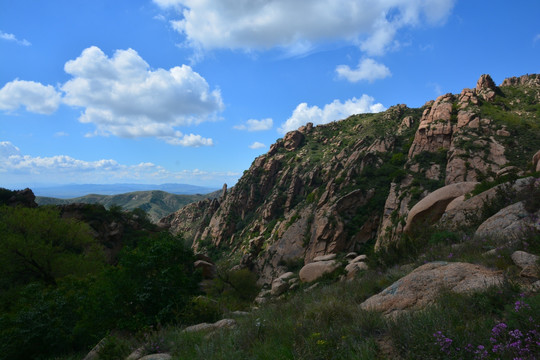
[360,262,502,317]
[474,201,540,241]
[138,354,171,360]
[404,182,478,232]
[299,260,340,283]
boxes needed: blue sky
[1,0,539,189]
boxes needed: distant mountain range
[36,189,221,223]
[31,183,220,198]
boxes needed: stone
[511,251,539,269]
[299,260,340,283]
[533,150,540,172]
[496,129,511,137]
[476,74,497,91]
[278,271,295,280]
[345,261,368,279]
[213,318,237,329]
[475,202,540,241]
[313,254,337,262]
[360,262,503,317]
[138,354,171,360]
[271,277,289,296]
[441,177,536,228]
[194,260,216,279]
[126,347,145,360]
[229,310,250,317]
[404,182,478,232]
[345,252,358,259]
[82,338,106,360]
[183,323,215,333]
[520,266,539,279]
[182,319,236,334]
[283,130,305,151]
[349,254,368,263]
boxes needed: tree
[0,206,105,288]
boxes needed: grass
[48,222,539,360]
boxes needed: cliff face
[160,74,540,284]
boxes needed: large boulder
[511,251,539,279]
[440,177,536,229]
[299,260,340,283]
[404,182,478,232]
[474,201,540,241]
[360,262,502,317]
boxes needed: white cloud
[336,58,391,83]
[61,46,222,145]
[0,141,239,186]
[161,0,455,56]
[278,95,386,134]
[249,141,266,149]
[0,30,31,46]
[162,133,213,147]
[234,118,273,131]
[153,0,183,9]
[0,80,61,114]
[0,141,21,158]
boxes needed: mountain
[32,183,219,198]
[160,73,540,284]
[37,189,221,223]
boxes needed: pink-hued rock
[360,262,502,317]
[474,202,540,241]
[299,260,340,283]
[404,182,478,232]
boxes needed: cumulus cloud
[61,46,222,145]
[162,133,214,147]
[0,30,31,46]
[249,141,266,149]
[0,141,239,185]
[336,58,391,83]
[234,118,273,131]
[278,95,385,134]
[0,141,21,158]
[157,0,455,56]
[0,80,61,114]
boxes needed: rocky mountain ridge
[160,74,540,285]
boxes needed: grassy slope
[36,190,220,222]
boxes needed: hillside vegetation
[1,74,539,360]
[37,190,220,223]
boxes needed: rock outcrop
[159,73,540,285]
[0,187,38,207]
[474,201,540,241]
[403,182,478,232]
[360,262,503,317]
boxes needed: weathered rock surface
[182,318,237,333]
[360,262,503,317]
[404,182,478,232]
[441,177,537,229]
[512,251,540,278]
[299,260,340,283]
[474,201,540,240]
[158,73,540,284]
[138,354,171,360]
